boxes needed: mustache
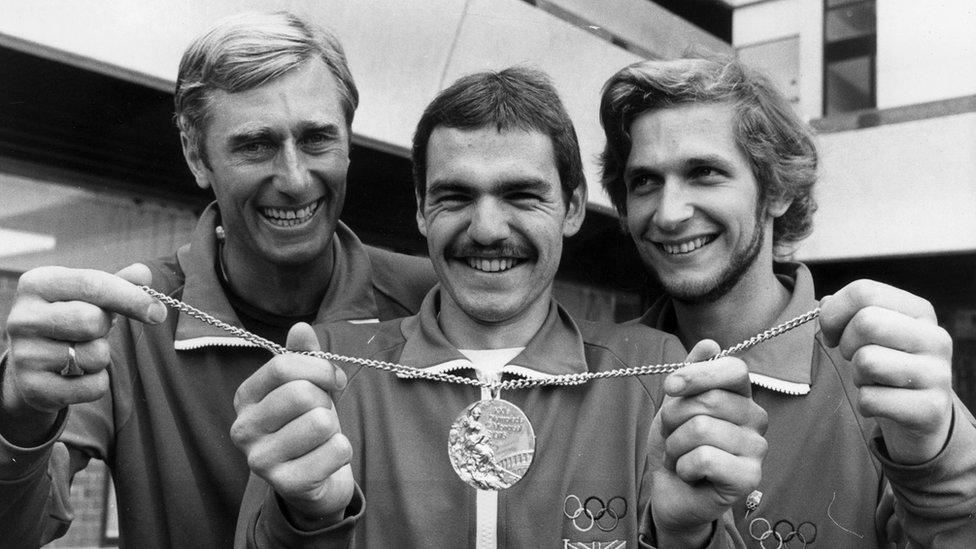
[449,242,533,258]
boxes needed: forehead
[204,61,347,137]
[425,126,559,191]
[626,102,745,168]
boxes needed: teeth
[661,236,710,255]
[466,257,519,272]
[261,202,319,226]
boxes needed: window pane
[826,0,870,8]
[825,56,873,115]
[738,36,801,107]
[825,2,876,42]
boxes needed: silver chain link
[141,286,820,392]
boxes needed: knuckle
[229,418,250,446]
[332,433,353,463]
[89,339,113,366]
[247,447,273,475]
[851,346,882,375]
[16,268,50,293]
[848,279,878,303]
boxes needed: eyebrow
[227,128,278,149]
[427,177,552,196]
[226,122,342,147]
[625,153,737,179]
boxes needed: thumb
[684,339,721,363]
[114,263,153,287]
[286,322,322,353]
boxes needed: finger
[684,339,721,363]
[664,357,751,398]
[16,266,167,324]
[838,307,951,361]
[660,389,762,436]
[286,322,322,353]
[674,448,763,502]
[7,296,116,341]
[234,353,343,412]
[820,280,937,347]
[243,407,342,472]
[235,379,335,436]
[850,345,951,392]
[285,323,347,390]
[664,416,767,470]
[856,386,952,429]
[8,339,112,377]
[13,369,110,412]
[263,438,353,501]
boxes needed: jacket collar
[640,262,819,395]
[395,289,588,379]
[173,203,380,350]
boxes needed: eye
[431,192,469,210]
[626,174,661,195]
[236,140,275,158]
[689,166,723,180]
[508,191,543,206]
[302,132,337,152]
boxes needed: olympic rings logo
[749,518,817,548]
[563,495,627,533]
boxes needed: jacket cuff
[247,482,364,549]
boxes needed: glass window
[825,2,876,42]
[823,0,876,115]
[825,56,874,115]
[738,36,801,107]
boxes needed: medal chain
[140,286,819,391]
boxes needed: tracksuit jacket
[0,203,436,548]
[236,289,747,548]
[639,262,976,548]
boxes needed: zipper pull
[745,490,763,517]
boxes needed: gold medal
[448,398,535,490]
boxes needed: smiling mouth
[657,235,716,255]
[464,257,522,273]
[259,200,321,227]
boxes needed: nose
[274,141,312,195]
[652,180,694,231]
[467,198,510,245]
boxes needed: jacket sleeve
[874,396,976,547]
[235,473,363,549]
[0,320,131,547]
[639,511,745,549]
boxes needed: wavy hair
[175,10,358,167]
[599,56,818,255]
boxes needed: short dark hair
[412,66,584,206]
[599,56,818,256]
[175,10,358,167]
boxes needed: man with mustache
[0,11,434,548]
[231,67,768,548]
[599,55,976,547]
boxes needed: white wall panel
[877,0,976,108]
[796,113,976,261]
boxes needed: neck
[672,253,790,350]
[221,238,335,317]
[437,293,551,350]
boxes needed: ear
[561,184,587,238]
[181,132,211,190]
[766,194,793,219]
[415,191,428,237]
